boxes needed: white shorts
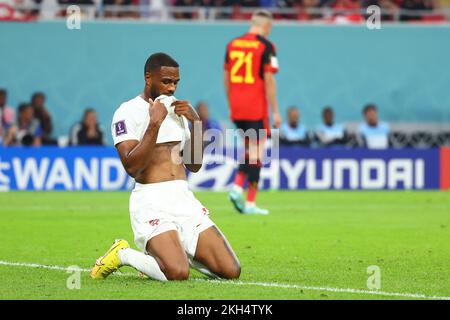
[129,180,215,258]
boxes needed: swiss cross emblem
[149,219,160,226]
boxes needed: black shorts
[233,120,268,143]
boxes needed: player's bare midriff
[135,140,187,184]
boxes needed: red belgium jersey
[224,33,279,121]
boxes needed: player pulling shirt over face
[112,94,190,149]
[90,52,241,282]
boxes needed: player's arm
[262,42,281,128]
[223,70,230,104]
[264,71,281,128]
[115,100,167,178]
[173,100,204,173]
[223,46,231,106]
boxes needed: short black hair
[82,108,97,123]
[0,88,6,96]
[196,101,207,111]
[322,106,333,115]
[31,92,45,102]
[83,107,96,116]
[18,103,32,114]
[144,53,179,74]
[363,103,377,114]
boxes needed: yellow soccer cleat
[90,239,129,279]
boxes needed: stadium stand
[1,0,449,22]
[1,88,450,148]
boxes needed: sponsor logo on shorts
[149,219,160,226]
[114,120,127,136]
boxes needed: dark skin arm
[172,100,204,173]
[116,99,167,179]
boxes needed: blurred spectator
[215,0,233,19]
[399,0,433,21]
[230,0,260,20]
[31,92,57,145]
[301,0,322,20]
[241,0,260,6]
[4,103,42,146]
[141,0,169,20]
[0,89,16,145]
[261,0,277,7]
[358,103,390,149]
[102,0,136,18]
[199,0,215,7]
[315,106,348,147]
[5,0,37,19]
[174,0,198,19]
[57,0,95,17]
[280,106,311,146]
[362,0,399,21]
[196,101,222,147]
[332,0,364,23]
[69,108,105,145]
[276,0,307,20]
[196,101,222,132]
[277,0,298,8]
[57,0,94,4]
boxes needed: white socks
[118,248,167,281]
[118,248,218,281]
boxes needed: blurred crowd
[1,0,447,22]
[2,88,449,149]
[0,89,105,147]
[278,103,450,148]
[279,104,394,148]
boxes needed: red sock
[234,171,246,188]
[247,184,258,203]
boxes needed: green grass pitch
[0,191,449,300]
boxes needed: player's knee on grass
[145,232,190,281]
[154,253,190,280]
[162,261,190,281]
[195,226,241,280]
[206,255,241,280]
[219,261,241,280]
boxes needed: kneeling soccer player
[90,53,240,281]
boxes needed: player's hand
[149,98,168,126]
[172,100,200,123]
[273,111,282,129]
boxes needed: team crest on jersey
[114,120,127,136]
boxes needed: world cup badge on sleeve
[114,120,127,136]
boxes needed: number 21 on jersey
[229,50,255,84]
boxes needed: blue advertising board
[0,147,442,191]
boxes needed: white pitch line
[0,260,90,273]
[0,260,449,300]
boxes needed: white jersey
[111,94,191,148]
